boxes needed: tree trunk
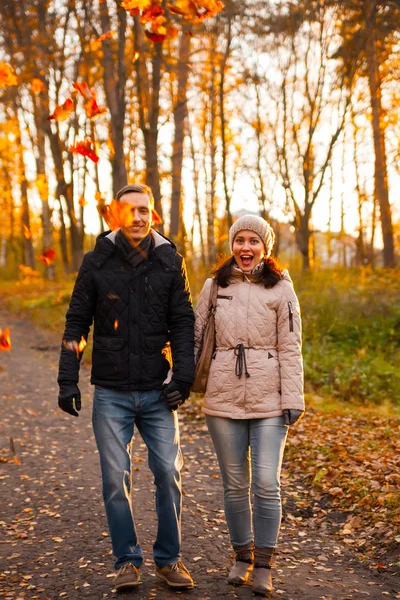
[170,27,191,241]
[364,1,395,267]
[17,137,35,268]
[99,0,128,195]
[219,17,233,231]
[134,20,163,225]
[207,36,217,265]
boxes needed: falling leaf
[133,51,140,62]
[18,264,40,277]
[78,196,88,207]
[140,5,166,24]
[114,319,119,330]
[47,98,74,122]
[63,336,87,358]
[0,62,17,87]
[70,137,99,163]
[121,0,152,13]
[145,28,168,42]
[84,97,107,119]
[99,199,135,230]
[31,78,45,94]
[167,0,224,21]
[72,81,92,100]
[23,225,32,240]
[98,30,115,41]
[0,327,11,351]
[152,208,162,224]
[39,248,56,266]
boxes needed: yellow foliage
[0,62,17,87]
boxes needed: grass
[1,265,400,409]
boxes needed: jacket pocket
[94,336,124,350]
[92,336,125,380]
[145,333,168,352]
[288,301,294,332]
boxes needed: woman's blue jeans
[92,386,183,569]
[206,415,288,549]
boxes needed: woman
[195,215,304,595]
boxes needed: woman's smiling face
[232,230,265,272]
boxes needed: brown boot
[252,547,274,595]
[227,541,254,585]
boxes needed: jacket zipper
[144,276,148,309]
[288,301,294,332]
[217,295,233,300]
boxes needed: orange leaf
[72,81,92,100]
[145,28,168,42]
[114,319,119,331]
[39,248,56,266]
[140,6,165,24]
[70,138,99,163]
[31,78,45,94]
[100,199,135,230]
[152,208,162,224]
[121,0,152,11]
[84,97,107,120]
[23,225,32,240]
[19,264,40,277]
[63,336,87,358]
[167,0,224,21]
[47,98,74,122]
[0,62,17,87]
[98,30,115,42]
[99,199,162,229]
[0,327,11,351]
[78,196,88,207]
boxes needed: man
[57,184,195,591]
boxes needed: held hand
[160,380,191,412]
[58,383,81,417]
[283,409,304,426]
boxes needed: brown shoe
[155,561,194,588]
[228,541,254,585]
[253,547,274,595]
[252,567,272,595]
[114,563,140,591]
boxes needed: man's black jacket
[57,229,195,391]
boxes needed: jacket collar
[90,228,178,271]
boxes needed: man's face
[119,192,152,243]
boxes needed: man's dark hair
[116,183,154,207]
[212,255,283,289]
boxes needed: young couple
[57,183,304,596]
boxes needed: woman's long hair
[212,255,283,288]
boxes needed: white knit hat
[229,215,275,256]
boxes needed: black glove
[160,380,191,412]
[283,409,304,426]
[58,383,81,417]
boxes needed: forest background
[0,0,399,569]
[1,0,400,405]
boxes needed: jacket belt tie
[234,344,250,378]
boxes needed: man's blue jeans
[206,415,288,548]
[92,386,183,569]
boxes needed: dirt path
[0,306,398,600]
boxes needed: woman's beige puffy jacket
[194,268,304,419]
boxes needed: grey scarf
[115,230,153,268]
